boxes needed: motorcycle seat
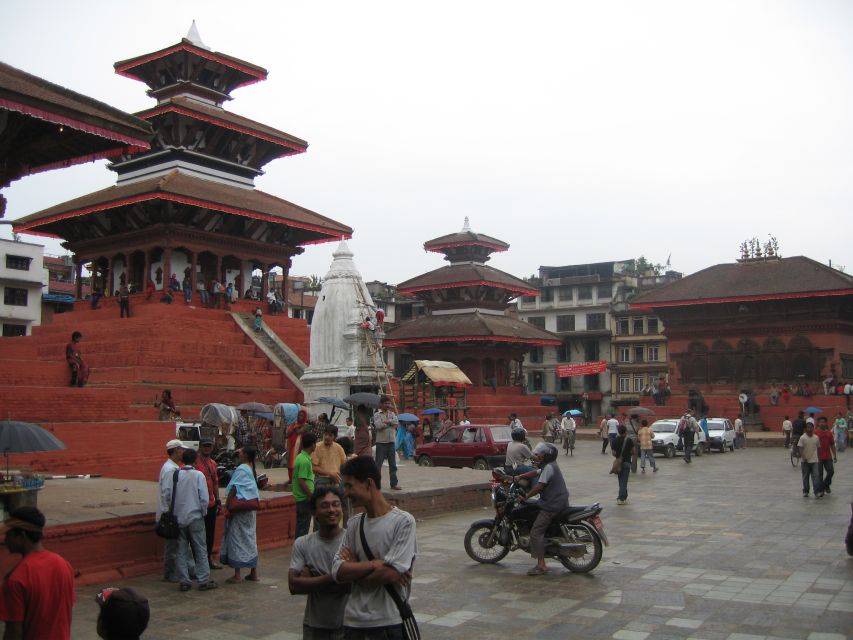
[558,505,592,519]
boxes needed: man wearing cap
[0,506,76,640]
[158,438,184,582]
[95,587,149,640]
[195,438,222,570]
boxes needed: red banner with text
[556,361,608,378]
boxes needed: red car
[415,424,512,470]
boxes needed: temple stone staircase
[0,296,309,479]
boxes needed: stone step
[6,420,176,480]
[93,366,284,388]
[0,388,131,423]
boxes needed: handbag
[358,516,420,640]
[155,469,181,539]
[226,487,260,512]
[609,437,630,475]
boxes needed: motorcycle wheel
[464,523,510,564]
[557,525,603,573]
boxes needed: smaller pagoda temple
[385,218,560,388]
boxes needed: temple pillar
[215,255,222,284]
[260,264,269,298]
[189,250,197,295]
[282,258,292,314]
[143,250,150,288]
[107,257,115,296]
[163,248,172,284]
[73,257,83,300]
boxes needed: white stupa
[300,241,382,407]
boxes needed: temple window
[619,376,631,392]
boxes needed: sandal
[527,566,549,576]
[226,576,242,584]
[244,575,260,582]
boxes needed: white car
[704,418,736,452]
[650,419,708,458]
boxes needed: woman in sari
[221,447,260,583]
[286,409,309,483]
[65,331,89,387]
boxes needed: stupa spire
[185,20,211,50]
[462,216,471,232]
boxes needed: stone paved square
[67,443,851,638]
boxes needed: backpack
[677,418,689,434]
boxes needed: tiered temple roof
[11,24,351,299]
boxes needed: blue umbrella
[397,413,419,422]
[562,409,583,417]
[803,406,823,414]
[421,408,444,416]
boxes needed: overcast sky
[2,0,851,283]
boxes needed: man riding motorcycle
[512,442,568,576]
[504,427,534,476]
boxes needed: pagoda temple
[12,24,351,297]
[385,218,560,388]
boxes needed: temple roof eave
[114,40,268,91]
[397,264,538,297]
[11,170,352,246]
[384,311,561,346]
[136,98,308,155]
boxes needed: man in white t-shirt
[606,414,620,451]
[781,416,793,448]
[289,486,350,638]
[333,457,417,637]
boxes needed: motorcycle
[463,469,608,573]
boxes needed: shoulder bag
[155,469,181,539]
[610,437,629,475]
[226,486,260,512]
[358,516,420,640]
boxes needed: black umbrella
[0,421,66,478]
[627,407,655,417]
[236,402,273,413]
[317,396,350,410]
[344,392,382,409]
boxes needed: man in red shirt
[0,507,76,640]
[815,416,837,497]
[195,438,222,570]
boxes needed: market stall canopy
[401,360,473,387]
[199,403,239,432]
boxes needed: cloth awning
[404,360,473,387]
